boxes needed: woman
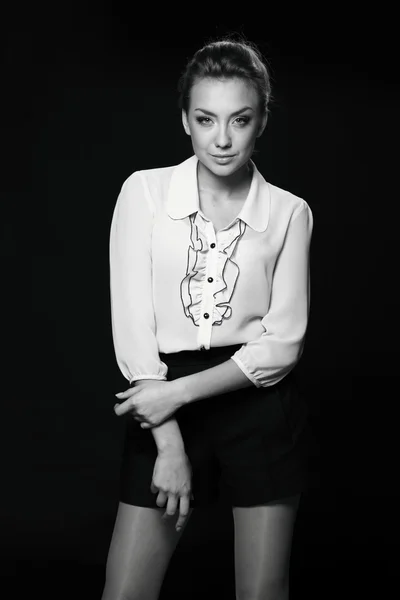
[103,36,314,600]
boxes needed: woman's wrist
[151,418,185,454]
[168,376,192,405]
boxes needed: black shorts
[119,344,312,508]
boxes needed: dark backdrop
[3,4,399,599]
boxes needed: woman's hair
[178,35,273,115]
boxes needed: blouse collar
[166,154,271,233]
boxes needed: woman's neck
[197,159,252,201]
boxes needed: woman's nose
[214,126,232,149]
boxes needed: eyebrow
[194,106,254,117]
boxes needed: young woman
[103,36,314,600]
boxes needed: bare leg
[101,501,194,600]
[233,493,301,600]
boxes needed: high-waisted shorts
[119,344,312,508]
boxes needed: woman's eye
[196,117,212,125]
[234,117,250,125]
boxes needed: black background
[3,3,399,599]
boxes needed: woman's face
[182,77,267,178]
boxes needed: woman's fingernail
[115,392,123,397]
[176,526,181,532]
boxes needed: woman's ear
[182,110,191,136]
[257,113,268,138]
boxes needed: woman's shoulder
[125,155,195,186]
[254,162,308,217]
[123,163,176,186]
[119,161,184,210]
[265,179,310,219]
[123,160,187,199]
[138,162,177,177]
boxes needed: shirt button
[199,345,206,351]
[207,277,213,283]
[203,313,209,319]
[210,243,216,248]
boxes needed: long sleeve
[231,200,313,388]
[109,171,168,384]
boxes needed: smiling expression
[182,77,267,178]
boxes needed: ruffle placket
[180,213,246,327]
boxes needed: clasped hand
[113,380,184,428]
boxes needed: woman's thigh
[232,493,301,600]
[102,501,194,600]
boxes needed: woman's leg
[232,493,301,600]
[101,501,194,600]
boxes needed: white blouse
[109,155,313,388]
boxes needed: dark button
[210,243,216,248]
[199,345,206,351]
[207,277,213,283]
[204,313,209,319]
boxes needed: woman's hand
[152,448,194,532]
[113,380,184,428]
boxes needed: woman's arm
[132,380,185,452]
[109,172,168,385]
[110,173,185,448]
[173,358,254,405]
